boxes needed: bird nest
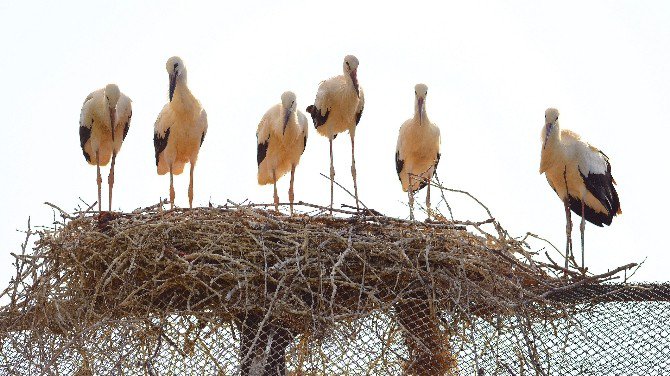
[0,195,636,374]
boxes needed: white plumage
[540,107,621,271]
[79,83,132,211]
[306,55,365,213]
[395,84,441,220]
[256,91,308,214]
[154,56,208,209]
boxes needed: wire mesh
[0,290,668,375]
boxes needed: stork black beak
[169,73,177,102]
[350,69,359,97]
[418,97,424,126]
[283,109,291,134]
[543,123,553,149]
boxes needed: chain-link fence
[1,289,668,375]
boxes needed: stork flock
[79,55,621,269]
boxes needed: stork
[306,55,364,214]
[257,91,308,215]
[395,84,441,220]
[540,108,621,271]
[79,83,132,212]
[154,56,208,209]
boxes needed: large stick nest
[0,200,633,339]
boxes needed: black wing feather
[257,136,269,166]
[79,121,92,163]
[355,103,364,126]
[122,110,132,140]
[395,151,404,179]
[200,130,206,146]
[306,105,330,130]
[154,128,170,166]
[574,164,619,226]
[301,134,307,155]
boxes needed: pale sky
[0,0,668,290]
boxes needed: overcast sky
[0,1,668,291]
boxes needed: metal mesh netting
[0,201,664,375]
[1,290,669,375]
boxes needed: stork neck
[414,104,429,124]
[171,81,197,113]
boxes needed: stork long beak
[350,69,359,97]
[283,109,291,134]
[418,97,424,126]
[110,107,117,141]
[169,73,177,102]
[543,123,553,149]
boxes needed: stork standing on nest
[395,84,441,220]
[154,56,208,209]
[79,84,132,212]
[257,91,308,215]
[306,55,365,214]
[540,107,621,271]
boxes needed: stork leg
[273,169,279,212]
[188,162,195,209]
[96,151,102,212]
[329,138,335,215]
[580,199,586,273]
[408,175,415,221]
[426,177,432,220]
[289,164,296,216]
[563,199,573,274]
[169,165,175,210]
[350,134,360,212]
[107,152,116,212]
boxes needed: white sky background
[0,0,668,290]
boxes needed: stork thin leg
[273,169,279,212]
[580,200,586,273]
[107,152,116,212]
[350,134,359,212]
[426,178,431,220]
[408,175,415,220]
[329,138,334,215]
[96,151,102,212]
[169,166,175,210]
[289,165,295,216]
[563,199,573,274]
[188,162,195,209]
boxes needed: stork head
[166,56,186,102]
[414,83,428,125]
[280,91,297,134]
[343,55,360,96]
[104,84,120,128]
[543,107,560,149]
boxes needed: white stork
[306,55,364,214]
[395,84,441,220]
[256,91,308,215]
[540,108,621,271]
[154,56,208,209]
[79,83,132,212]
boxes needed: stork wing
[577,148,620,223]
[355,86,364,126]
[256,111,272,166]
[306,80,333,129]
[79,98,95,162]
[198,109,208,146]
[114,94,133,143]
[153,105,171,166]
[297,110,308,155]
